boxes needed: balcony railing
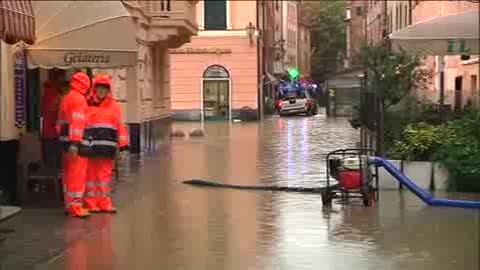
[123,1,197,30]
[140,0,197,29]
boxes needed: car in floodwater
[277,90,318,116]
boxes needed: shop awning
[27,1,138,69]
[0,0,36,45]
[389,10,479,56]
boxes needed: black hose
[182,179,338,194]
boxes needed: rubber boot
[84,199,101,213]
[66,205,91,218]
[98,199,117,214]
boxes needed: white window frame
[200,0,231,32]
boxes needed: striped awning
[0,0,36,45]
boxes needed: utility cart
[322,149,379,207]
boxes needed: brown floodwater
[33,114,479,270]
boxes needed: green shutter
[204,0,227,30]
[26,69,40,132]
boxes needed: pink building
[284,1,299,68]
[413,1,479,109]
[297,2,312,77]
[170,0,305,121]
[345,0,367,67]
[365,0,387,46]
[170,0,260,121]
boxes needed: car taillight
[277,100,283,108]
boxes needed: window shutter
[204,0,227,30]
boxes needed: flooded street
[2,114,479,270]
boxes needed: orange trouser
[62,152,88,210]
[85,158,114,210]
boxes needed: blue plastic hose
[370,157,480,209]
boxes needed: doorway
[471,75,478,108]
[202,65,231,121]
[454,76,463,111]
[203,80,229,120]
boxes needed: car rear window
[280,91,306,100]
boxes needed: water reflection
[35,115,479,270]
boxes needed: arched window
[203,65,230,79]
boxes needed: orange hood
[69,72,91,95]
[89,74,113,105]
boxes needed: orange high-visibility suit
[84,74,129,212]
[56,72,91,217]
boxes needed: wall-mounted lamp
[246,22,256,44]
[274,39,286,60]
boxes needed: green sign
[447,39,471,54]
[288,67,300,80]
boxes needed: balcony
[124,0,198,47]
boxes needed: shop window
[204,0,227,30]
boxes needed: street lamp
[245,22,256,44]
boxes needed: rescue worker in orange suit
[84,74,129,213]
[56,72,91,218]
[41,69,65,169]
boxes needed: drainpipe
[383,0,388,39]
[256,0,263,120]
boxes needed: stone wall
[377,160,450,191]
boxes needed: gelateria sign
[169,47,232,54]
[63,52,111,64]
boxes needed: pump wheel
[362,190,375,207]
[321,189,333,206]
[363,197,370,207]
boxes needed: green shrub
[389,122,454,161]
[434,111,480,192]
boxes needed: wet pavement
[1,113,479,270]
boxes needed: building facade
[170,0,305,122]
[92,0,199,153]
[0,0,35,204]
[170,0,260,121]
[386,0,412,34]
[283,1,299,68]
[0,0,198,204]
[272,0,286,76]
[345,0,367,68]
[365,0,387,46]
[297,2,312,78]
[349,0,479,151]
[412,0,479,109]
